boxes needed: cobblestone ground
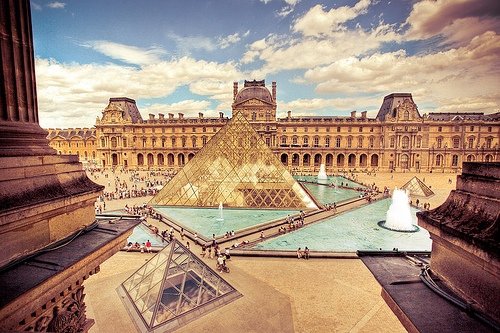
[85,168,458,333]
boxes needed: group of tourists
[297,247,310,259]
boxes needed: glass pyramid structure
[401,176,434,197]
[119,239,241,332]
[150,112,317,209]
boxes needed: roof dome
[234,85,273,104]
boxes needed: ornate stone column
[0,0,55,156]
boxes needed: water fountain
[317,164,328,180]
[217,202,224,221]
[378,188,419,232]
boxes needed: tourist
[140,242,145,253]
[201,245,206,257]
[125,242,133,251]
[297,247,303,259]
[225,248,231,260]
[180,228,184,240]
[260,231,265,239]
[145,240,152,253]
[304,247,310,260]
[186,241,190,250]
[208,246,213,258]
[194,233,198,244]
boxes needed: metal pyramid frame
[149,112,317,209]
[401,176,434,197]
[118,239,241,332]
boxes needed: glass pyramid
[149,112,317,209]
[119,239,241,332]
[401,176,434,197]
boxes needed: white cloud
[167,33,216,55]
[276,0,301,18]
[36,56,243,128]
[293,0,371,36]
[47,1,65,9]
[83,41,166,66]
[300,31,500,113]
[218,32,247,49]
[405,0,500,45]
[142,100,212,117]
[247,23,400,76]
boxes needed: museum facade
[46,80,500,173]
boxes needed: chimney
[361,111,367,119]
[219,112,224,118]
[198,112,204,118]
[149,114,155,120]
[158,113,164,120]
[351,111,357,118]
[178,113,184,119]
[272,81,276,101]
[168,113,174,119]
[233,81,238,101]
[287,110,291,119]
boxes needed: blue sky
[31,0,500,128]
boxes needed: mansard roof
[427,112,500,121]
[103,97,143,123]
[375,93,417,120]
[46,128,96,140]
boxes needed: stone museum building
[46,80,500,173]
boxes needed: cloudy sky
[31,0,500,128]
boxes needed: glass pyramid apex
[150,112,317,209]
[119,239,241,332]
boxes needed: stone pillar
[0,0,55,156]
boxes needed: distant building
[46,80,500,173]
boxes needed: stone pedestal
[417,162,499,323]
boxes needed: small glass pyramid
[149,112,317,209]
[401,176,434,197]
[119,239,241,332]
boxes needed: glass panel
[149,112,316,209]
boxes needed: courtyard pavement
[84,169,458,332]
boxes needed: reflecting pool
[155,207,299,239]
[301,182,361,204]
[127,223,166,247]
[252,199,431,252]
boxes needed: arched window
[436,154,442,166]
[303,136,309,146]
[336,137,341,148]
[292,136,298,145]
[369,137,374,148]
[468,136,474,149]
[390,137,395,148]
[281,136,287,145]
[452,155,459,166]
[137,153,144,166]
[453,137,460,148]
[437,137,443,148]
[403,109,409,120]
[111,137,117,148]
[325,136,330,147]
[416,136,422,148]
[100,137,105,147]
[192,136,197,148]
[347,137,352,148]
[313,137,319,147]
[357,136,363,148]
[303,154,310,166]
[402,136,410,149]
